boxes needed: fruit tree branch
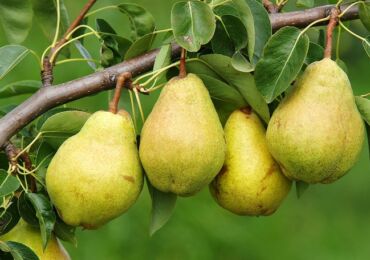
[0,3,361,148]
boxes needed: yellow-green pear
[0,220,70,260]
[210,108,291,216]
[46,110,143,229]
[266,58,365,184]
[139,73,226,196]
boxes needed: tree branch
[0,3,361,148]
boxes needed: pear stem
[324,8,340,59]
[109,72,132,114]
[179,48,187,78]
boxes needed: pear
[139,73,226,196]
[46,110,143,228]
[210,108,291,216]
[0,220,70,260]
[266,58,365,184]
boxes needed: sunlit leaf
[0,45,29,80]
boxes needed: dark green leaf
[117,3,155,41]
[216,15,247,52]
[124,33,156,60]
[0,170,20,197]
[18,192,38,227]
[211,21,235,57]
[305,42,324,65]
[359,2,370,32]
[355,96,370,125]
[200,54,270,123]
[171,1,216,52]
[26,193,56,250]
[0,45,29,80]
[0,241,39,260]
[296,0,315,8]
[0,197,20,235]
[196,74,246,106]
[213,100,239,125]
[255,27,309,103]
[148,181,176,236]
[53,217,76,246]
[0,81,41,98]
[295,181,309,198]
[39,110,91,149]
[362,36,370,58]
[0,0,33,43]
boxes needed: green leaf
[148,181,176,236]
[124,33,156,60]
[366,124,370,160]
[0,170,20,197]
[17,192,38,227]
[0,81,42,98]
[74,41,96,70]
[39,110,91,149]
[0,45,29,80]
[305,42,324,65]
[231,51,254,72]
[0,0,33,43]
[213,100,240,125]
[359,2,370,32]
[197,74,247,106]
[53,217,77,246]
[211,21,235,57]
[152,44,172,83]
[0,197,20,235]
[336,58,348,74]
[215,15,248,52]
[26,193,56,250]
[171,1,216,52]
[362,36,370,58]
[296,0,315,8]
[232,0,271,62]
[0,241,39,260]
[200,54,270,123]
[295,181,309,199]
[117,3,155,41]
[255,27,309,103]
[355,96,370,125]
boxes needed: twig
[324,8,340,58]
[263,0,280,14]
[0,3,362,149]
[41,0,97,87]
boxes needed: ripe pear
[139,73,226,196]
[46,110,143,229]
[266,58,365,184]
[210,108,291,216]
[0,220,70,260]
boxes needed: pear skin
[266,58,365,184]
[139,73,226,196]
[0,220,70,260]
[46,110,143,228]
[210,108,291,216]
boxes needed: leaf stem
[51,0,61,47]
[339,20,367,42]
[85,5,118,17]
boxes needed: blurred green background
[1,0,370,259]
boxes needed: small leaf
[0,241,39,260]
[171,1,216,52]
[296,0,315,8]
[0,45,29,80]
[200,54,270,123]
[359,2,370,32]
[53,217,77,246]
[231,52,254,72]
[336,58,348,74]
[152,44,172,83]
[211,21,235,57]
[39,110,91,149]
[0,197,20,235]
[17,192,38,227]
[117,3,155,41]
[124,33,156,60]
[74,41,97,70]
[255,27,309,103]
[0,81,42,98]
[0,170,20,197]
[295,181,309,198]
[148,181,176,236]
[305,42,324,65]
[26,193,56,250]
[196,74,247,106]
[362,36,370,58]
[216,15,248,52]
[0,0,33,43]
[355,96,370,125]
